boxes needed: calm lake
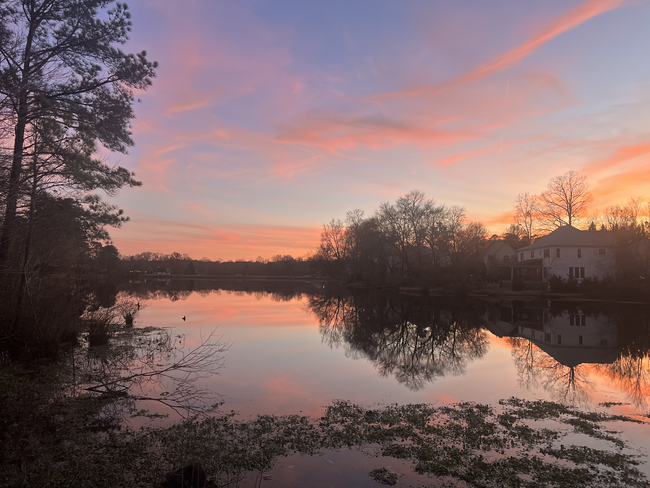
[120,279,650,485]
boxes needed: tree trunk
[0,6,35,265]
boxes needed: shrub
[548,275,565,293]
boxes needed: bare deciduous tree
[396,190,434,270]
[513,192,540,241]
[539,171,592,228]
[443,206,487,266]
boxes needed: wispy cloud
[433,132,555,168]
[367,0,624,102]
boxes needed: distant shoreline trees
[120,252,313,278]
[312,190,488,285]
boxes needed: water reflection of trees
[308,293,488,390]
[594,355,650,409]
[504,302,650,408]
[120,278,319,303]
[70,327,229,416]
[507,337,592,405]
[593,311,650,409]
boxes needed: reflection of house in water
[485,301,618,367]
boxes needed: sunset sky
[109,0,650,260]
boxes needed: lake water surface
[122,279,650,484]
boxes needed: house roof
[519,225,612,252]
[484,240,514,255]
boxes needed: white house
[514,225,615,283]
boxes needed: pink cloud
[583,143,650,174]
[433,133,554,168]
[482,210,517,231]
[592,165,650,201]
[272,70,574,169]
[368,0,624,102]
[162,86,224,118]
[452,0,624,85]
[112,219,321,260]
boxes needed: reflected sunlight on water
[124,281,650,423]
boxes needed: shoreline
[125,274,650,304]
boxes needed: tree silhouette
[0,0,157,263]
[309,293,488,390]
[539,171,592,229]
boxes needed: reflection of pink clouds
[434,392,460,405]
[141,293,312,331]
[264,375,321,416]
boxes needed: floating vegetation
[369,467,399,485]
[2,373,649,488]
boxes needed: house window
[557,335,562,345]
[570,314,575,326]
[599,249,606,255]
[544,249,550,258]
[530,251,534,258]
[579,335,583,345]
[577,249,582,258]
[581,315,586,326]
[503,255,510,264]
[580,267,585,279]
[545,332,551,342]
[569,267,574,279]
[556,248,561,258]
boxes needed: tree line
[314,171,650,291]
[120,252,312,278]
[312,190,488,285]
